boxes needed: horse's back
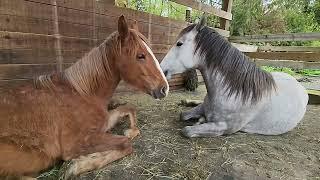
[272,72,308,106]
[242,72,308,135]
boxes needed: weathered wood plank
[254,59,320,70]
[151,44,171,54]
[0,79,32,89]
[154,53,166,61]
[96,5,187,29]
[2,0,185,30]
[212,27,230,38]
[57,6,94,26]
[0,31,55,49]
[230,32,320,42]
[24,0,52,4]
[23,0,188,29]
[246,52,320,62]
[0,64,57,79]
[232,43,258,52]
[0,31,172,64]
[56,0,94,12]
[0,15,139,41]
[0,14,54,35]
[0,31,98,51]
[232,43,320,53]
[0,63,73,80]
[169,0,232,20]
[0,49,56,64]
[0,0,53,20]
[258,46,320,52]
[0,49,92,64]
[1,7,184,40]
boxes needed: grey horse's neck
[199,67,218,97]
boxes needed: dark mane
[181,24,276,103]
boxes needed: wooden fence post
[220,0,233,31]
[51,0,63,73]
[186,8,192,23]
[184,8,199,91]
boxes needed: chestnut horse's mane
[35,30,147,95]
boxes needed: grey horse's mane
[180,24,276,103]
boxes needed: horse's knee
[180,111,201,121]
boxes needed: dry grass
[40,85,320,180]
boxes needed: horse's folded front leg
[62,133,131,161]
[60,133,133,179]
[106,104,140,139]
[182,121,238,138]
[180,103,204,121]
[61,144,132,180]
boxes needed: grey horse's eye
[176,41,183,47]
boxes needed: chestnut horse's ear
[130,20,139,32]
[195,14,207,31]
[118,15,129,41]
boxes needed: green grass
[297,69,320,77]
[261,66,320,77]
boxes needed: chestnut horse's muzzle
[150,86,168,99]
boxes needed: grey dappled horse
[160,17,309,138]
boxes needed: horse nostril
[160,86,167,96]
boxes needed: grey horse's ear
[195,14,207,31]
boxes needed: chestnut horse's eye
[176,41,183,47]
[137,54,145,61]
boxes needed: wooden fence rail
[169,0,232,20]
[232,43,320,62]
[230,32,320,43]
[168,0,232,34]
[232,43,320,69]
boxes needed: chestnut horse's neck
[63,33,121,99]
[36,32,121,100]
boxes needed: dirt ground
[39,84,320,180]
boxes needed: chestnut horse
[0,15,168,179]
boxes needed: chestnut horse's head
[115,16,169,99]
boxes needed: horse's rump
[0,84,108,160]
[0,142,53,176]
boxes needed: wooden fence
[0,0,233,91]
[231,32,320,69]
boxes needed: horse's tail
[0,143,54,176]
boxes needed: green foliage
[126,0,319,46]
[261,66,297,76]
[231,0,320,46]
[127,0,186,20]
[262,66,320,77]
[314,0,320,24]
[126,0,221,26]
[297,69,320,77]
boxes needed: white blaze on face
[142,41,169,96]
[160,30,200,80]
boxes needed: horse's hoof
[195,117,206,125]
[180,112,189,121]
[124,127,140,139]
[59,160,78,180]
[181,126,198,138]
